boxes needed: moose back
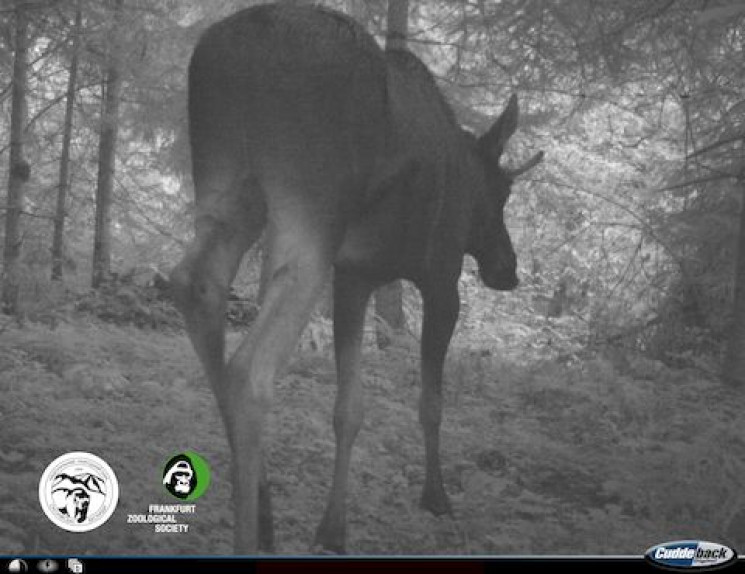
[171,3,542,553]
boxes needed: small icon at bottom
[7,560,27,573]
[66,560,83,574]
[37,560,58,573]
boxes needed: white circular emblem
[38,452,119,532]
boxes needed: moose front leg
[314,269,375,554]
[419,285,460,515]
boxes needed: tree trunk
[723,176,745,386]
[257,234,270,306]
[385,0,409,50]
[52,5,82,282]
[92,0,124,288]
[2,1,30,315]
[374,0,410,348]
[375,281,407,348]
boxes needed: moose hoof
[313,520,346,555]
[420,486,452,516]
[310,543,344,555]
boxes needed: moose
[171,3,542,553]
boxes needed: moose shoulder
[171,3,542,554]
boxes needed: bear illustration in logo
[163,455,197,499]
[39,452,119,532]
[50,473,106,523]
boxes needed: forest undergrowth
[1,293,744,556]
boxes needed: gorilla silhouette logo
[163,455,197,499]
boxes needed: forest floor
[1,303,745,556]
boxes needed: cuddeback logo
[645,540,737,570]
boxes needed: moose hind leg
[314,270,374,554]
[170,177,266,416]
[171,175,275,552]
[419,286,460,516]
[258,467,274,552]
[226,217,337,553]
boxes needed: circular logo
[38,452,119,532]
[162,451,210,500]
[8,559,28,573]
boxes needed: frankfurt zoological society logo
[162,451,210,500]
[39,452,119,532]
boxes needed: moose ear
[479,94,519,160]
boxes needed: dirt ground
[1,317,744,556]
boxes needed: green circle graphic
[162,450,211,501]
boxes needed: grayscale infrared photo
[1,0,744,563]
